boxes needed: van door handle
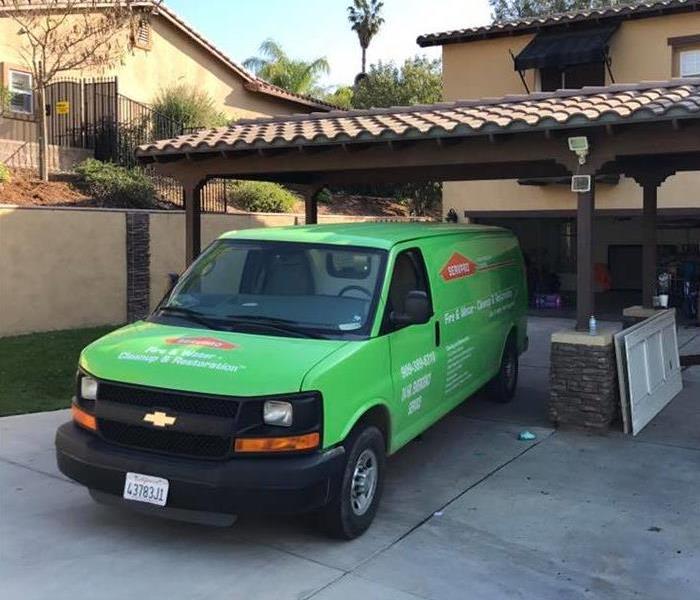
[434,321,441,347]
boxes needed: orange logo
[440,253,478,282]
[165,336,238,350]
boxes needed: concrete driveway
[1,317,699,600]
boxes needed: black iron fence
[46,77,119,159]
[146,168,228,213]
[46,77,185,167]
[43,77,228,212]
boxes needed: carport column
[576,180,595,331]
[303,185,325,225]
[641,181,658,309]
[183,178,205,266]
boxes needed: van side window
[382,248,432,333]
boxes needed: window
[540,62,606,92]
[161,240,387,339]
[8,69,33,114]
[382,249,432,332]
[680,49,700,77]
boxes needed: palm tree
[347,0,385,75]
[243,39,330,96]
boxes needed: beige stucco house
[418,0,700,297]
[0,0,333,155]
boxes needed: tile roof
[417,0,700,47]
[136,79,700,161]
[0,0,337,112]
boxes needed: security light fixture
[568,136,590,165]
[571,175,592,193]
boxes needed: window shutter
[133,18,152,50]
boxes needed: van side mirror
[390,290,431,327]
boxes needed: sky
[164,0,493,90]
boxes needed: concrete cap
[551,328,616,347]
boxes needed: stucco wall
[0,11,313,126]
[444,172,700,216]
[0,139,93,171]
[0,206,422,336]
[441,11,700,218]
[0,206,127,336]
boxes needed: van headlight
[80,376,99,401]
[263,400,293,427]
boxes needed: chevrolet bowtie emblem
[143,411,176,428]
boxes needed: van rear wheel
[318,425,385,540]
[487,335,518,403]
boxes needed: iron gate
[46,77,118,160]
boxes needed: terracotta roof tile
[417,0,699,47]
[136,80,700,161]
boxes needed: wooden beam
[576,180,596,332]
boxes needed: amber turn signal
[234,432,320,453]
[72,403,97,431]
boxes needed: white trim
[8,68,33,115]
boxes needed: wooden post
[304,185,324,225]
[576,180,595,331]
[628,168,671,309]
[642,181,658,309]
[183,179,204,266]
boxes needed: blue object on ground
[518,430,537,441]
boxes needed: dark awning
[514,25,618,71]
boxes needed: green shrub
[227,181,297,213]
[315,187,333,204]
[0,162,10,184]
[75,159,155,208]
[152,84,229,131]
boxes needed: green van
[56,223,527,538]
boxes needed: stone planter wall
[549,330,619,430]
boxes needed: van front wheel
[487,335,518,403]
[319,425,385,540]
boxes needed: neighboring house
[0,0,333,167]
[418,0,700,297]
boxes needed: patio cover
[136,79,700,330]
[513,25,618,71]
[137,80,700,160]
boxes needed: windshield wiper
[157,306,224,330]
[225,315,326,339]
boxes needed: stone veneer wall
[125,212,150,322]
[549,339,619,430]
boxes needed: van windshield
[155,240,388,340]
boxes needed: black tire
[487,334,518,403]
[318,425,385,540]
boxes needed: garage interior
[471,210,700,323]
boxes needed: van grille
[98,382,239,418]
[95,382,238,458]
[98,419,230,459]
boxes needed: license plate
[123,472,169,507]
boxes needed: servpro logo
[165,336,238,350]
[440,253,478,282]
